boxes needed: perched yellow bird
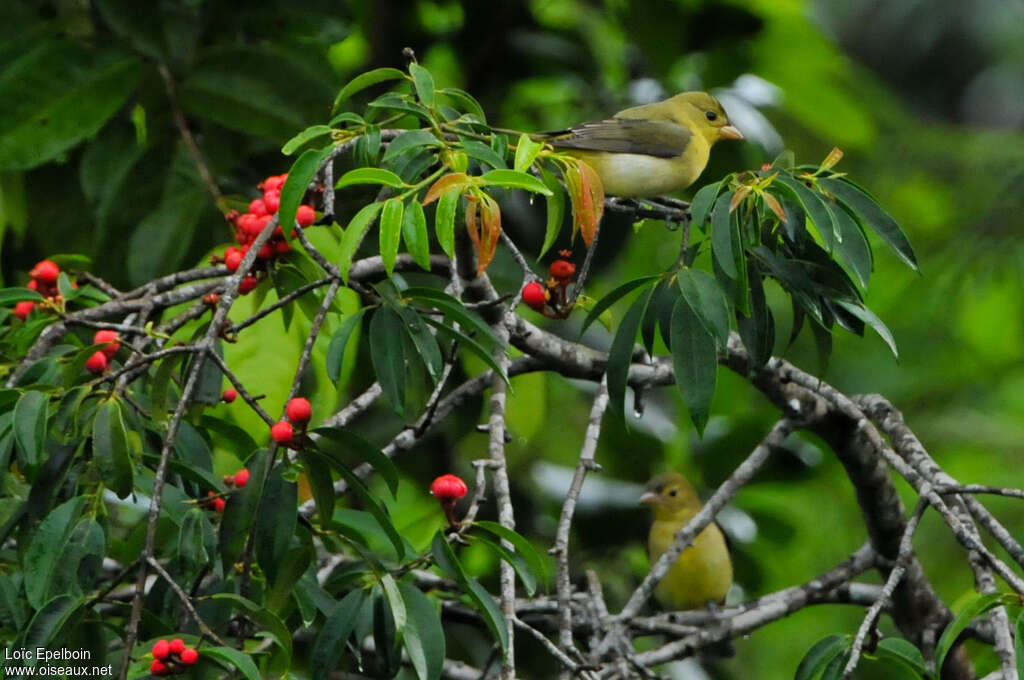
[543,92,743,197]
[640,472,733,610]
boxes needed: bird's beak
[639,491,659,506]
[720,125,744,140]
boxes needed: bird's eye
[669,489,678,497]
[705,111,718,122]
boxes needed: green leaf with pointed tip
[819,177,917,271]
[438,87,487,122]
[579,276,659,336]
[473,534,538,596]
[430,531,509,653]
[311,426,400,497]
[795,634,851,680]
[13,390,47,469]
[312,588,367,678]
[607,290,653,418]
[828,200,872,288]
[326,309,365,385]
[937,592,1019,674]
[402,199,431,270]
[92,400,133,498]
[670,296,717,434]
[514,133,544,173]
[689,180,723,231]
[409,63,436,108]
[202,646,261,680]
[833,300,898,357]
[538,165,565,259]
[379,198,404,277]
[398,581,445,680]
[434,189,460,259]
[339,202,384,283]
[423,317,509,386]
[370,306,407,414]
[480,169,553,195]
[473,521,549,590]
[710,193,737,279]
[336,167,405,190]
[332,460,405,559]
[874,638,926,676]
[254,465,297,585]
[280,146,332,234]
[332,67,407,114]
[382,129,442,163]
[282,125,332,155]
[0,288,44,305]
[209,593,293,662]
[404,287,504,347]
[677,268,731,349]
[774,174,837,251]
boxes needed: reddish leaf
[423,172,472,205]
[762,192,788,222]
[578,160,604,246]
[477,192,502,273]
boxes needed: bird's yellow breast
[565,135,711,198]
[648,516,732,610]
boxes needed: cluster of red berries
[203,468,249,513]
[270,397,312,448]
[13,259,68,320]
[85,330,121,375]
[521,251,577,318]
[217,174,317,295]
[149,637,198,675]
[430,473,468,527]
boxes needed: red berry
[13,301,35,320]
[212,497,226,513]
[224,247,244,273]
[285,397,312,424]
[222,389,237,403]
[237,213,259,237]
[256,243,273,260]
[169,638,185,655]
[263,174,287,192]
[152,639,170,660]
[273,239,291,255]
[204,293,220,305]
[270,420,294,445]
[29,259,60,284]
[249,198,268,216]
[85,351,108,374]
[760,163,772,171]
[150,659,168,675]
[26,279,38,291]
[238,275,259,295]
[263,190,281,213]
[548,259,575,282]
[233,468,250,488]
[180,647,199,665]
[430,474,468,500]
[521,281,547,311]
[223,474,234,486]
[93,329,120,358]
[295,205,316,227]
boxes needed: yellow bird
[543,92,743,198]
[640,472,733,610]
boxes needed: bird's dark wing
[544,118,692,158]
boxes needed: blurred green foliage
[1,0,1022,677]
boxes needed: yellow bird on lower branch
[641,472,733,610]
[542,92,744,198]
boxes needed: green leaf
[336,167,406,190]
[579,276,660,336]
[833,300,898,358]
[829,201,873,288]
[818,177,918,270]
[473,520,550,591]
[607,290,653,418]
[379,197,405,277]
[670,297,718,434]
[382,129,442,163]
[332,66,407,114]
[201,646,261,680]
[13,390,48,469]
[430,531,509,653]
[380,573,407,635]
[326,309,366,383]
[178,507,212,574]
[311,426,400,496]
[538,165,566,259]
[394,304,444,383]
[254,465,298,585]
[402,199,432,270]
[209,593,293,662]
[821,650,850,680]
[460,139,507,170]
[91,400,133,498]
[339,202,385,283]
[404,287,504,347]
[424,317,510,386]
[219,449,270,568]
[795,634,851,680]
[438,87,487,122]
[311,588,367,679]
[299,452,335,527]
[332,461,406,559]
[480,169,553,195]
[874,638,926,675]
[513,133,544,173]
[434,189,460,259]
[689,180,723,230]
[0,42,143,170]
[281,124,333,155]
[370,306,407,414]
[473,534,538,597]
[280,146,332,233]
[736,265,773,367]
[409,63,436,108]
[677,268,731,349]
[399,581,445,680]
[23,497,86,610]
[711,192,738,279]
[0,288,44,305]
[20,595,85,652]
[774,174,837,252]
[937,592,1019,672]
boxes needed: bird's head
[640,472,702,520]
[667,92,744,144]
